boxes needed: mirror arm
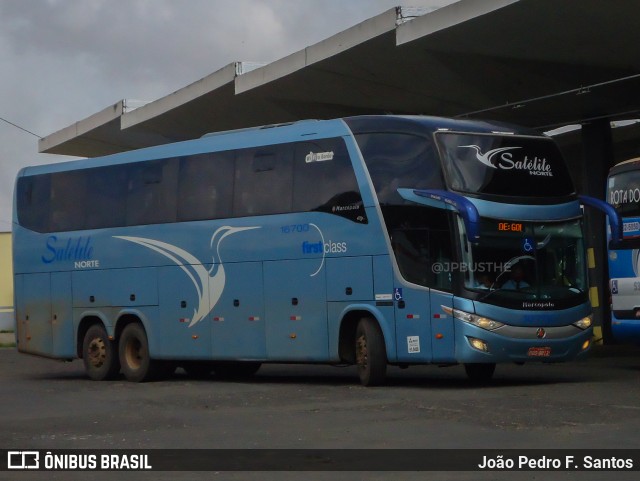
[578,194,623,248]
[413,189,481,242]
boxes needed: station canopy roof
[39,0,640,158]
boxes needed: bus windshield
[462,218,587,309]
[608,169,640,238]
[436,132,575,199]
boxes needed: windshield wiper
[477,279,508,302]
[477,254,536,302]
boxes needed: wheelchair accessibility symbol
[522,237,535,253]
[394,288,403,301]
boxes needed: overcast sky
[0,0,458,230]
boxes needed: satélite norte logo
[459,145,553,177]
[41,235,100,269]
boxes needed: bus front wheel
[355,318,387,386]
[82,324,120,381]
[119,323,161,382]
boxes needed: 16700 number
[281,224,310,234]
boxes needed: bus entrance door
[429,290,455,364]
[394,288,432,363]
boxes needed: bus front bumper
[454,321,593,363]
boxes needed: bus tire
[82,324,120,381]
[355,317,387,386]
[119,323,160,382]
[464,363,496,384]
[212,361,262,379]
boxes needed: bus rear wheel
[355,318,387,386]
[82,324,120,381]
[464,363,496,384]
[119,323,162,382]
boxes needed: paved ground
[1,345,640,480]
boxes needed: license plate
[528,346,551,357]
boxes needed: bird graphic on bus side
[114,226,259,327]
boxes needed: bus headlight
[573,315,593,330]
[442,306,504,331]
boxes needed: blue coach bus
[607,157,640,342]
[13,115,613,385]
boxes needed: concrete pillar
[580,119,615,342]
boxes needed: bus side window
[17,174,51,233]
[85,165,127,229]
[293,138,365,222]
[355,132,444,205]
[178,151,234,221]
[50,170,87,232]
[428,225,453,291]
[126,159,179,226]
[233,145,293,217]
[391,227,430,286]
[388,206,453,291]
